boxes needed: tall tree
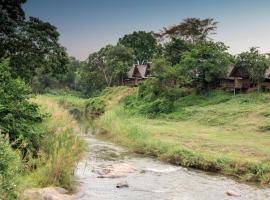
[180,41,232,90]
[235,47,269,90]
[0,0,26,57]
[118,31,158,64]
[86,44,133,87]
[159,18,218,43]
[1,1,68,83]
[163,38,191,65]
[9,17,68,82]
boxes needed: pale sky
[24,0,270,60]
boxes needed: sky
[23,0,270,60]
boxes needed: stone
[20,189,43,200]
[97,163,136,178]
[20,187,73,200]
[116,180,129,188]
[226,190,241,197]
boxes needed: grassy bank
[21,96,85,192]
[44,87,270,185]
[91,87,270,185]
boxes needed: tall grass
[24,96,85,191]
[96,106,270,184]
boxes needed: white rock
[226,190,241,197]
[97,163,136,178]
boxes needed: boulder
[97,163,136,178]
[20,187,73,200]
[116,180,129,188]
[226,190,241,197]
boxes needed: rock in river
[226,190,241,197]
[97,163,136,178]
[116,180,129,188]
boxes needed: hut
[123,64,150,86]
[261,68,270,90]
[219,66,251,92]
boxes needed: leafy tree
[118,31,158,64]
[9,17,68,82]
[163,38,191,65]
[86,45,133,87]
[76,60,106,96]
[0,0,26,57]
[159,18,218,43]
[180,41,232,90]
[235,47,269,90]
[0,60,43,153]
[1,1,68,83]
[151,57,177,82]
[106,44,134,84]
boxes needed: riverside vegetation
[53,86,270,185]
[1,1,270,199]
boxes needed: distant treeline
[30,18,270,97]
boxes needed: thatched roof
[264,67,270,79]
[226,65,270,79]
[127,64,150,79]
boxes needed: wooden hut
[219,66,251,92]
[123,64,150,86]
[261,68,270,90]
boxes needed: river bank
[73,130,270,200]
[19,96,85,198]
[45,86,270,185]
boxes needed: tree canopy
[118,31,158,64]
[159,18,218,43]
[235,47,269,87]
[180,41,232,89]
[1,1,68,83]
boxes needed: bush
[0,136,21,200]
[0,60,43,154]
[85,98,105,119]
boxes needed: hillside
[89,87,270,184]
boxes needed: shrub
[0,136,21,200]
[0,60,43,154]
[85,98,105,119]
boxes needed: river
[73,132,270,200]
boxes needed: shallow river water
[73,133,270,200]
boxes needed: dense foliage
[0,60,43,153]
[235,47,269,88]
[118,31,158,64]
[0,136,21,200]
[180,41,232,90]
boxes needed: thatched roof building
[124,64,151,86]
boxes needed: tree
[163,38,191,65]
[151,57,177,82]
[159,18,218,43]
[76,60,106,96]
[235,47,269,90]
[8,17,68,82]
[180,41,232,90]
[1,1,68,83]
[106,44,134,84]
[86,45,133,87]
[0,0,26,57]
[118,31,158,64]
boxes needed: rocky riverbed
[72,133,270,200]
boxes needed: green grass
[43,87,270,184]
[92,87,270,184]
[21,96,85,192]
